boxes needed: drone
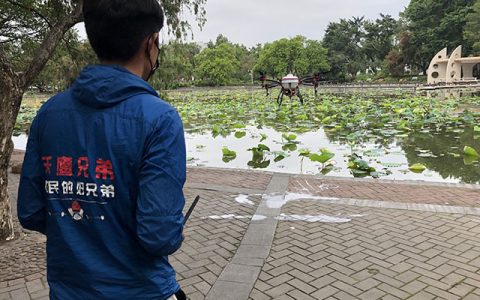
[259,72,325,106]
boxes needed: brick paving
[1,166,267,300]
[250,200,480,299]
[0,174,46,283]
[289,176,480,207]
[173,189,262,299]
[186,167,273,191]
[2,157,480,299]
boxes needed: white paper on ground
[276,213,351,223]
[234,194,254,205]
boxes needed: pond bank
[8,148,479,190]
[3,155,480,300]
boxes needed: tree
[402,0,476,74]
[0,0,84,242]
[363,14,398,74]
[153,41,200,89]
[384,48,405,77]
[203,34,259,84]
[194,43,239,86]
[214,34,229,47]
[322,17,366,80]
[0,0,207,241]
[464,0,480,53]
[31,34,98,92]
[255,36,330,79]
[230,44,256,84]
[302,40,331,75]
[255,38,292,78]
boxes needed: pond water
[184,125,457,182]
[13,89,480,184]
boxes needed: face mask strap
[145,34,160,81]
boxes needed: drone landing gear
[277,90,284,106]
[276,88,304,107]
[296,87,304,105]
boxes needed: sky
[75,0,411,47]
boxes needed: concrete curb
[205,173,290,300]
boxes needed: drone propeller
[257,73,280,86]
[257,72,281,96]
[257,71,267,82]
[264,81,280,89]
[300,72,331,97]
[302,72,325,85]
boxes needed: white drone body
[281,74,299,89]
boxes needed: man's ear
[143,34,153,53]
[149,32,160,51]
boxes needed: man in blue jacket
[17,0,186,299]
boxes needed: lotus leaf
[260,133,267,142]
[222,147,237,163]
[408,163,427,173]
[282,133,297,142]
[234,131,246,139]
[298,149,311,157]
[464,146,480,157]
[309,149,334,164]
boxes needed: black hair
[83,0,164,62]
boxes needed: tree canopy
[401,0,477,73]
[363,14,398,73]
[255,36,330,79]
[154,40,200,89]
[2,0,480,88]
[194,43,238,86]
[464,0,480,53]
[323,17,365,80]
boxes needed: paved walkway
[2,151,480,299]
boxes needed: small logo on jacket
[68,201,84,221]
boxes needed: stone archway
[446,46,462,84]
[427,46,480,84]
[427,48,448,84]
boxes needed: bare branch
[21,0,84,90]
[62,32,81,70]
[4,0,54,28]
[0,38,15,44]
[0,26,47,42]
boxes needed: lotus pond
[13,89,480,184]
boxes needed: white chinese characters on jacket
[42,155,115,221]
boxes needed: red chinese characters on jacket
[42,156,115,200]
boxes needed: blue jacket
[18,65,186,299]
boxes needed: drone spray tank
[281,74,299,90]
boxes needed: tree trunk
[0,52,23,241]
[0,120,16,241]
[0,1,83,241]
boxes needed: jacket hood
[71,65,158,108]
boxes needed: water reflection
[321,123,480,183]
[177,91,480,183]
[423,88,480,99]
[13,90,480,184]
[400,126,480,184]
